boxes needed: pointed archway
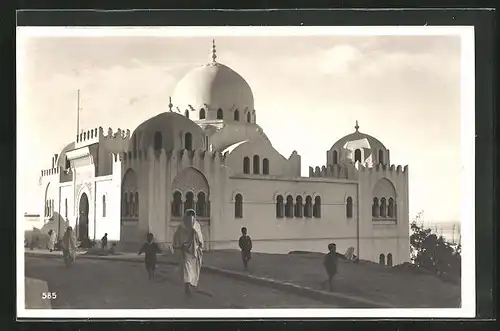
[78,193,89,241]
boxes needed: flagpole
[77,89,80,136]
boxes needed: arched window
[304,196,313,218]
[172,191,182,217]
[387,253,393,267]
[294,196,303,218]
[65,198,68,218]
[243,157,250,174]
[253,155,260,174]
[247,112,251,123]
[235,194,243,218]
[379,254,385,265]
[354,149,362,163]
[263,158,269,175]
[285,195,294,218]
[185,132,193,151]
[380,198,387,217]
[196,192,206,217]
[346,196,353,218]
[378,149,384,164]
[154,131,162,151]
[234,109,240,121]
[313,196,321,218]
[122,193,127,216]
[199,108,206,119]
[65,157,70,169]
[135,192,139,217]
[388,198,395,217]
[185,192,195,213]
[276,195,284,218]
[125,193,130,216]
[372,198,379,217]
[217,108,223,119]
[102,195,106,217]
[332,150,338,164]
[185,110,190,118]
[130,193,135,217]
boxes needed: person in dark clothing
[323,243,338,292]
[101,233,108,249]
[138,233,161,280]
[238,227,252,269]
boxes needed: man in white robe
[173,209,204,296]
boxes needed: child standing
[323,243,338,292]
[138,233,161,280]
[101,233,108,249]
[238,227,252,269]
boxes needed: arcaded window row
[172,191,210,218]
[243,156,269,175]
[233,194,353,219]
[44,199,54,218]
[372,197,396,218]
[331,148,385,165]
[122,191,139,217]
[197,108,253,122]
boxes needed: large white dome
[172,61,254,121]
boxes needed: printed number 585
[41,292,57,300]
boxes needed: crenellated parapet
[76,127,100,144]
[102,127,131,140]
[112,147,226,172]
[308,164,352,179]
[355,162,408,178]
[75,126,130,149]
[41,167,61,177]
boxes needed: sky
[17,27,465,223]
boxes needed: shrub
[410,221,461,281]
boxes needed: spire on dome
[355,120,359,132]
[212,39,217,63]
[168,96,173,112]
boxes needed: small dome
[172,61,254,119]
[131,112,205,152]
[329,121,388,165]
[330,131,387,152]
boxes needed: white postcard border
[17,25,476,319]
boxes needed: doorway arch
[78,193,89,241]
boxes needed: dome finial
[168,96,173,112]
[212,39,217,63]
[355,120,359,132]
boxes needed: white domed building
[38,41,410,266]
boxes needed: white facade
[38,42,410,265]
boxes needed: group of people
[137,209,254,297]
[54,208,339,295]
[138,208,204,296]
